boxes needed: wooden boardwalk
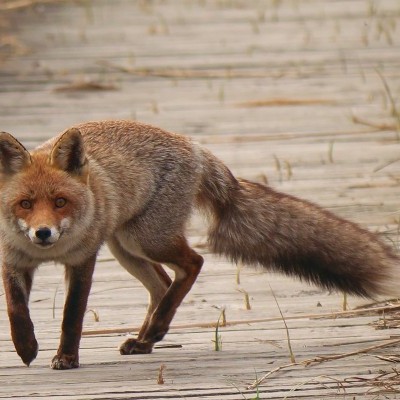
[1,0,400,398]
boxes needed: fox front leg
[2,265,38,366]
[51,256,96,370]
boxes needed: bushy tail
[197,149,400,298]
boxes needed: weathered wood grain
[1,0,400,398]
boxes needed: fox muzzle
[29,225,61,247]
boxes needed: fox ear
[0,132,31,176]
[50,128,88,182]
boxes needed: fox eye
[55,197,67,208]
[20,200,32,209]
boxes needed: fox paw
[119,338,153,355]
[17,338,39,367]
[51,353,79,370]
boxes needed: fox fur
[0,120,398,369]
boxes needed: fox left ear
[0,132,31,176]
[50,128,89,182]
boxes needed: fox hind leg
[138,237,203,346]
[126,237,203,354]
[111,167,203,354]
[107,238,173,353]
[109,235,203,355]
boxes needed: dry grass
[351,70,400,141]
[213,310,225,352]
[236,98,337,108]
[53,79,118,93]
[372,311,400,330]
[269,284,296,363]
[347,368,400,395]
[237,288,252,310]
[352,114,397,132]
[247,338,400,390]
[157,363,166,385]
[245,299,400,394]
[0,0,87,11]
[97,60,281,79]
[376,69,400,138]
[82,302,400,336]
[85,308,100,322]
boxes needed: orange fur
[0,120,399,370]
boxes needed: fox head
[0,128,94,253]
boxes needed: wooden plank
[1,0,400,398]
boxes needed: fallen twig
[82,303,400,336]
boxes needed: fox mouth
[31,233,64,248]
[34,241,56,249]
[17,218,70,249]
[27,233,61,249]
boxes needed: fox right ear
[50,127,88,182]
[0,132,31,176]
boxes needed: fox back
[1,119,399,370]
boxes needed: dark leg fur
[107,238,173,353]
[137,263,173,341]
[51,255,96,370]
[119,237,203,355]
[2,266,38,366]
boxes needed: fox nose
[35,227,52,241]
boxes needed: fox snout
[18,219,70,248]
[28,225,61,247]
[34,226,57,245]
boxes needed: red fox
[0,120,398,370]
